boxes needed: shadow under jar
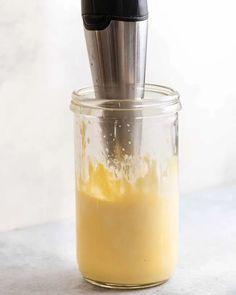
[70,84,182,290]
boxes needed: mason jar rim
[70,84,181,115]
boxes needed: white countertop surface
[1,186,236,295]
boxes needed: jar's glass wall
[72,85,181,289]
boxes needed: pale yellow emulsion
[76,155,179,286]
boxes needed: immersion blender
[81,0,148,159]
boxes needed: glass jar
[70,84,182,289]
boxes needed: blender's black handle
[82,0,148,30]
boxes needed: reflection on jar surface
[71,84,181,289]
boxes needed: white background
[0,0,235,231]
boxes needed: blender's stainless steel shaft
[82,0,148,158]
[84,20,148,100]
[84,20,148,158]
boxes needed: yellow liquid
[76,157,178,286]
